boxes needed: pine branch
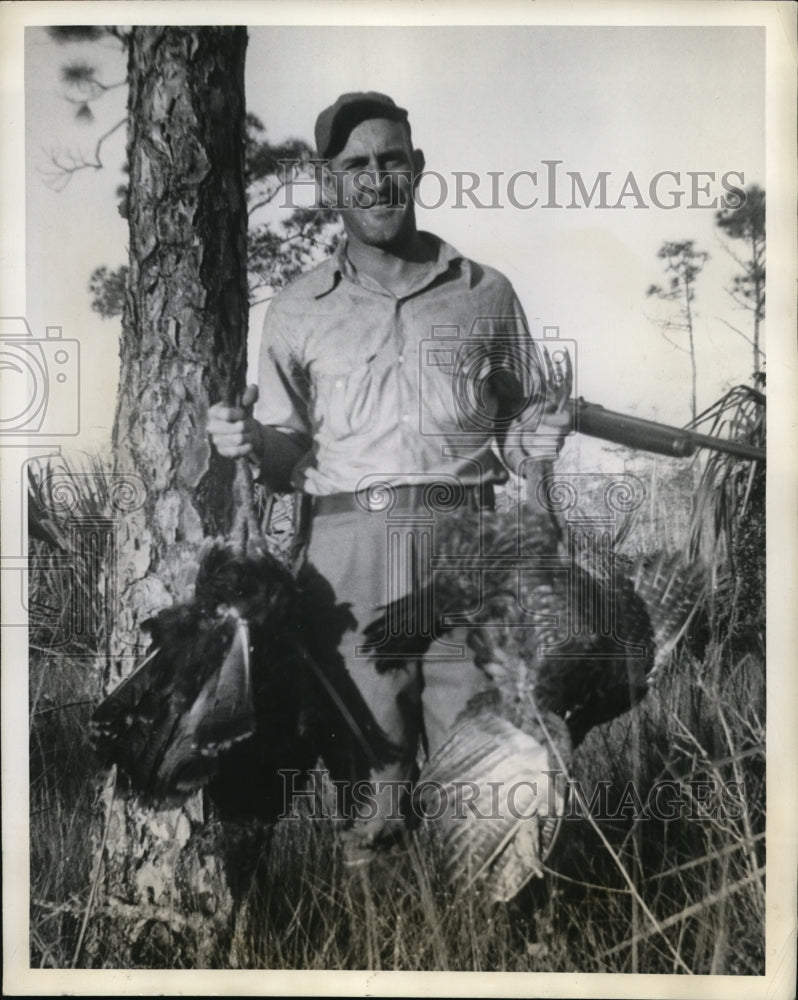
[246,178,289,216]
[41,117,126,191]
[716,317,765,359]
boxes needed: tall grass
[28,388,766,972]
[28,454,111,968]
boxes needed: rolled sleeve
[254,303,312,442]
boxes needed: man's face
[324,117,424,250]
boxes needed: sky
[22,21,766,451]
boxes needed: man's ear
[412,148,426,177]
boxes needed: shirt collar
[312,232,470,298]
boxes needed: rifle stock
[569,399,765,462]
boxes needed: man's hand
[207,384,261,460]
[532,408,572,460]
[501,407,572,469]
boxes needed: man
[207,92,570,861]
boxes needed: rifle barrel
[685,430,766,462]
[570,399,765,462]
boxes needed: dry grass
[27,398,766,972]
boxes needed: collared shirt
[254,232,543,496]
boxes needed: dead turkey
[91,461,397,820]
[362,499,705,901]
[93,539,295,808]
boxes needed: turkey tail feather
[631,551,705,674]
[421,708,567,903]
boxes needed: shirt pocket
[310,355,385,440]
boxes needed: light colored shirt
[254,233,544,495]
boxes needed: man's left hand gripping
[499,347,574,473]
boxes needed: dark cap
[315,91,409,159]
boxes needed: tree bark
[91,26,250,968]
[684,279,697,423]
[752,234,764,376]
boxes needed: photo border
[2,2,795,996]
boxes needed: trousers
[300,499,490,847]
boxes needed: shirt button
[401,413,410,423]
[398,353,405,364]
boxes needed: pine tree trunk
[90,26,250,968]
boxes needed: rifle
[569,398,765,462]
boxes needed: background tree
[715,184,766,378]
[45,26,340,318]
[46,27,339,321]
[242,114,339,304]
[85,115,338,318]
[646,240,710,422]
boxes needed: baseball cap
[315,92,409,159]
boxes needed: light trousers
[302,503,489,845]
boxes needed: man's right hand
[207,384,261,459]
